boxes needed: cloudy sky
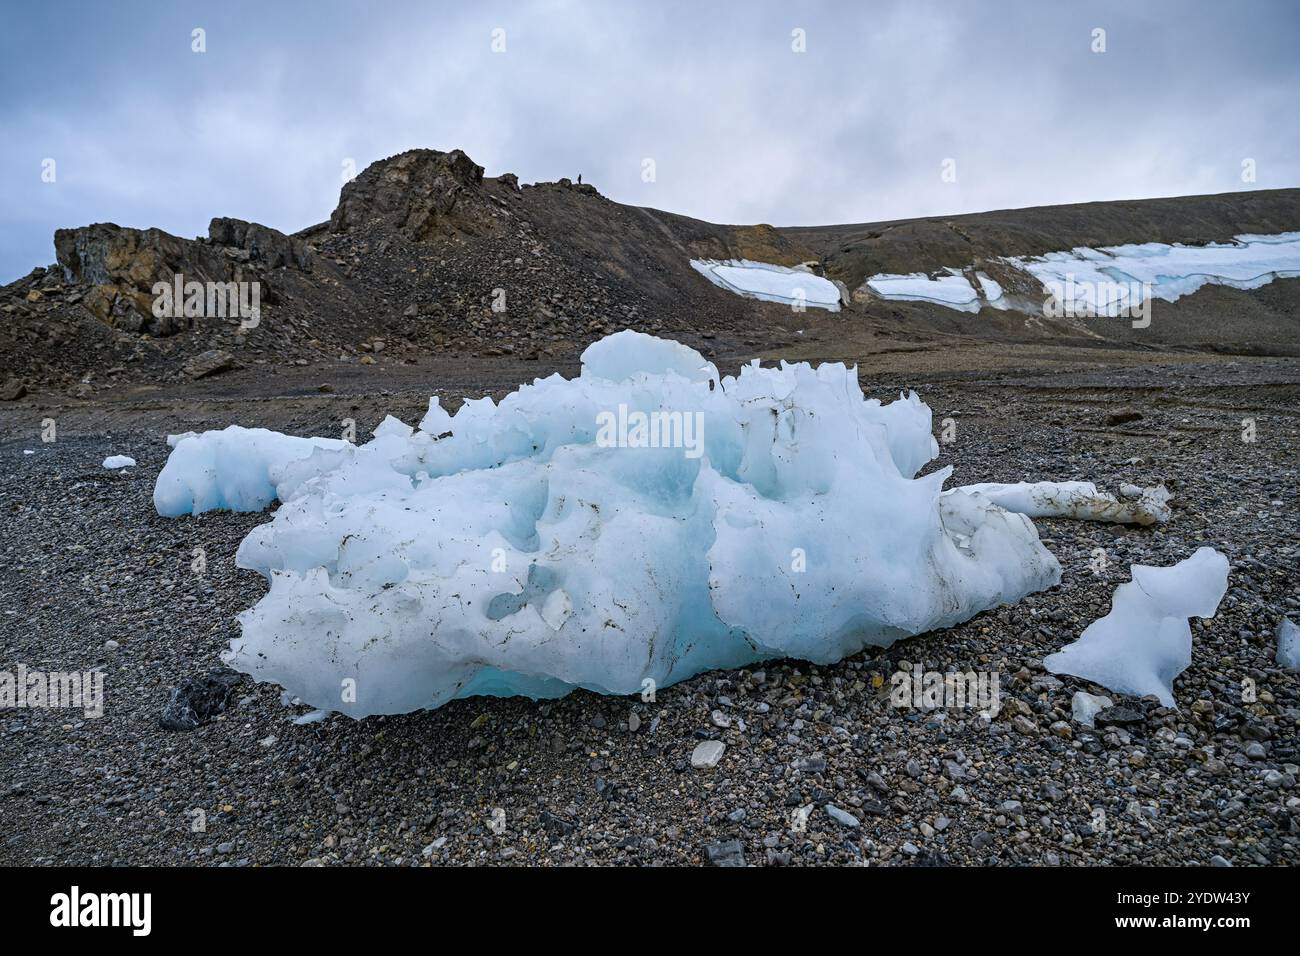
[2,0,1297,281]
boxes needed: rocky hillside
[2,147,1298,399]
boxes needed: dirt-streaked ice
[952,481,1171,526]
[154,331,1061,717]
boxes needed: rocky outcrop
[208,218,313,270]
[329,148,501,240]
[54,224,230,335]
[52,219,310,336]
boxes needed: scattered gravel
[0,356,1296,866]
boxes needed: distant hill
[2,148,1297,396]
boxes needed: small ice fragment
[1277,618,1300,671]
[102,455,136,469]
[292,709,329,725]
[1071,691,1113,727]
[167,432,198,448]
[952,481,1170,525]
[1045,548,1229,707]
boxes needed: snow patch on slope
[864,270,981,312]
[859,232,1300,314]
[690,259,842,311]
[1007,232,1300,315]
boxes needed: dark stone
[539,811,574,837]
[184,349,236,379]
[159,669,242,731]
[1095,705,1145,727]
[704,839,746,867]
[0,378,27,401]
[913,850,950,866]
[1104,407,1143,426]
[1241,720,1272,741]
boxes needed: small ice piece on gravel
[1044,547,1229,707]
[1070,691,1113,727]
[1276,618,1300,671]
[292,709,329,725]
[102,455,136,469]
[952,481,1171,525]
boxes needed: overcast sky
[2,0,1297,282]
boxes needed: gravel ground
[0,355,1297,867]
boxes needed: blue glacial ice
[155,331,1060,717]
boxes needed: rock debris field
[0,355,1296,867]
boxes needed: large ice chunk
[1044,547,1229,706]
[155,332,1061,717]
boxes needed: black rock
[705,839,746,867]
[1094,705,1145,727]
[913,849,950,866]
[1240,720,1272,741]
[858,799,889,817]
[159,669,242,731]
[540,811,575,837]
[1104,408,1143,426]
